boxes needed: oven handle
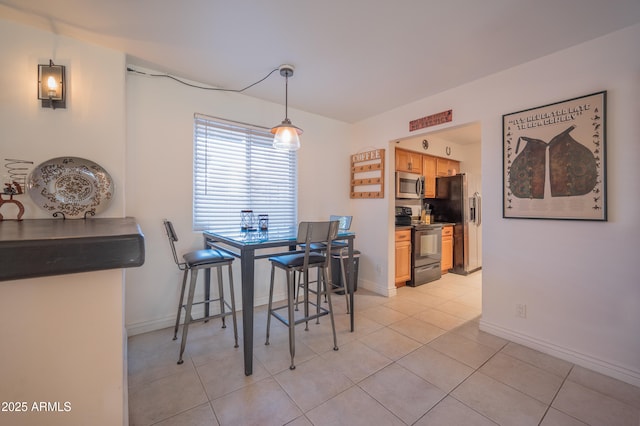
[415,263,439,272]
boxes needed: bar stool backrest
[329,215,352,232]
[297,221,339,245]
[297,221,339,269]
[163,219,185,269]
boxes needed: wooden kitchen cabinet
[422,155,436,198]
[441,225,453,273]
[395,148,461,196]
[396,148,422,174]
[436,158,460,177]
[395,229,412,287]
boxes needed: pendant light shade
[271,65,303,151]
[272,118,302,150]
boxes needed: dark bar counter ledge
[0,217,145,281]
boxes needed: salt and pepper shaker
[258,214,269,230]
[241,210,254,230]
[242,210,269,231]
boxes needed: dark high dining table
[203,226,356,376]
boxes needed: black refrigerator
[426,173,482,275]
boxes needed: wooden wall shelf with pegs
[350,149,385,199]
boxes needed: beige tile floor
[128,271,640,425]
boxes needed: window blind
[193,114,298,232]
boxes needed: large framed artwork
[503,91,606,220]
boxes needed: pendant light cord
[126,66,280,93]
[284,74,289,120]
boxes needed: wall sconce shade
[271,65,302,151]
[38,60,66,109]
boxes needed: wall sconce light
[38,60,66,109]
[271,64,302,151]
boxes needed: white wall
[0,18,128,425]
[124,71,352,335]
[351,23,640,386]
[0,23,126,219]
[0,271,126,426]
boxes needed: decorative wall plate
[27,157,114,218]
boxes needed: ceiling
[1,1,639,124]
[418,122,482,146]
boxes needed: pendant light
[271,64,302,151]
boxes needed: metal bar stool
[295,215,352,312]
[163,219,238,365]
[265,221,339,370]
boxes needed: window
[193,114,297,232]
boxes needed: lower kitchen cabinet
[441,225,453,273]
[395,229,411,287]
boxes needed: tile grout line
[412,337,506,426]
[350,281,496,424]
[190,355,226,426]
[536,364,576,426]
[352,314,502,425]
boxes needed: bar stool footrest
[270,302,329,327]
[180,299,236,324]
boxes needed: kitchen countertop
[396,222,456,231]
[0,217,145,281]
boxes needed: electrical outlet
[516,303,527,318]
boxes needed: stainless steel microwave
[395,171,424,199]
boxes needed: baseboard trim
[359,277,395,297]
[126,282,391,337]
[126,315,175,336]
[126,291,289,336]
[479,319,640,388]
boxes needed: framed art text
[503,91,606,220]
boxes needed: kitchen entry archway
[390,121,482,316]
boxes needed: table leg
[241,247,255,376]
[203,239,210,319]
[204,268,210,319]
[348,238,355,332]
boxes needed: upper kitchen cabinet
[396,148,422,174]
[422,155,436,198]
[436,158,460,177]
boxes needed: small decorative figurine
[0,181,25,221]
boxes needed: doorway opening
[391,121,482,317]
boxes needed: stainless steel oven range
[409,223,442,286]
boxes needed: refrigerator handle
[469,196,476,223]
[474,192,481,226]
